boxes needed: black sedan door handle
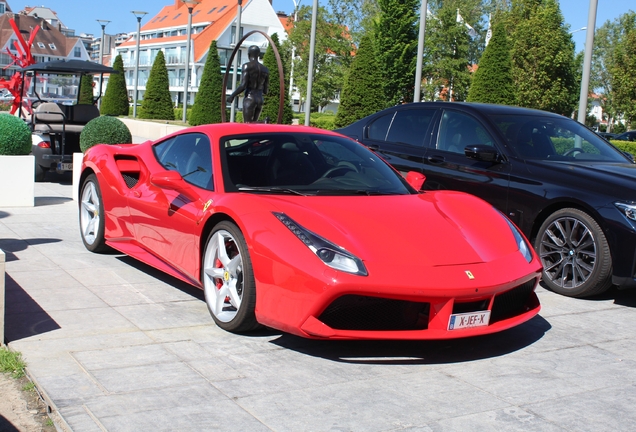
[427,155,446,164]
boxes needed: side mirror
[465,145,502,163]
[150,170,199,202]
[405,171,425,190]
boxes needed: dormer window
[37,42,45,49]
[49,43,57,50]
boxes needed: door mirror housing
[465,145,502,163]
[150,170,199,202]
[405,171,426,190]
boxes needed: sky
[6,0,636,53]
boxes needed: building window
[174,13,181,20]
[207,7,217,14]
[37,42,45,49]
[230,26,244,44]
[218,5,227,13]
[49,43,57,50]
[74,47,81,57]
[0,4,5,13]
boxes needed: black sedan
[613,131,636,142]
[336,102,636,298]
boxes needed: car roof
[395,101,566,118]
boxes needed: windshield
[221,132,414,196]
[489,114,631,163]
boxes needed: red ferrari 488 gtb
[79,123,541,339]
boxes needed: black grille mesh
[121,173,139,189]
[318,295,430,331]
[490,279,536,324]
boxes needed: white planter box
[0,155,34,207]
[72,152,83,201]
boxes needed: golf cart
[17,60,117,181]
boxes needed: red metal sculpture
[0,18,39,114]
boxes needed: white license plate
[448,310,491,330]
[57,162,73,171]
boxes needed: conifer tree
[139,51,174,120]
[507,0,577,115]
[78,74,94,105]
[467,21,515,105]
[100,55,129,116]
[334,34,386,128]
[261,33,293,124]
[190,40,225,126]
[374,0,419,105]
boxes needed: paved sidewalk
[1,180,636,431]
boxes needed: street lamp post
[96,19,110,109]
[230,0,243,123]
[414,0,428,102]
[578,0,597,126]
[288,0,301,102]
[303,0,318,126]
[182,0,200,124]
[131,11,147,118]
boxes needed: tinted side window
[153,133,213,190]
[436,110,494,154]
[385,109,435,147]
[367,112,395,141]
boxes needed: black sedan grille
[318,295,430,331]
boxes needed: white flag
[457,9,477,38]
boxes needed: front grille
[453,299,490,315]
[121,172,139,189]
[490,279,536,324]
[318,295,430,331]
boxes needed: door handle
[427,155,445,164]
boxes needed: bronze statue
[227,45,270,123]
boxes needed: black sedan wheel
[202,221,259,332]
[535,208,612,297]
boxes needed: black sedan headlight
[615,202,636,221]
[273,212,368,276]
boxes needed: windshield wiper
[238,186,307,196]
[315,189,403,196]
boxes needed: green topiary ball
[80,116,132,152]
[0,113,32,155]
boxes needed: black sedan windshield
[221,133,413,195]
[489,114,631,162]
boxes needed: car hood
[527,160,636,200]
[253,191,519,268]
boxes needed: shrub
[611,140,636,155]
[80,116,132,152]
[0,113,32,155]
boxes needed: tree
[507,0,577,115]
[375,0,419,105]
[189,40,225,126]
[334,33,386,128]
[139,50,174,120]
[100,55,129,116]
[288,5,353,112]
[78,74,94,105]
[327,0,380,47]
[261,33,294,124]
[422,5,472,102]
[467,21,515,105]
[610,13,636,128]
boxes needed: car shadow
[268,315,551,365]
[586,285,636,308]
[0,211,10,219]
[115,255,205,301]
[3,274,61,343]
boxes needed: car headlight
[273,212,368,276]
[502,215,533,263]
[615,202,636,221]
